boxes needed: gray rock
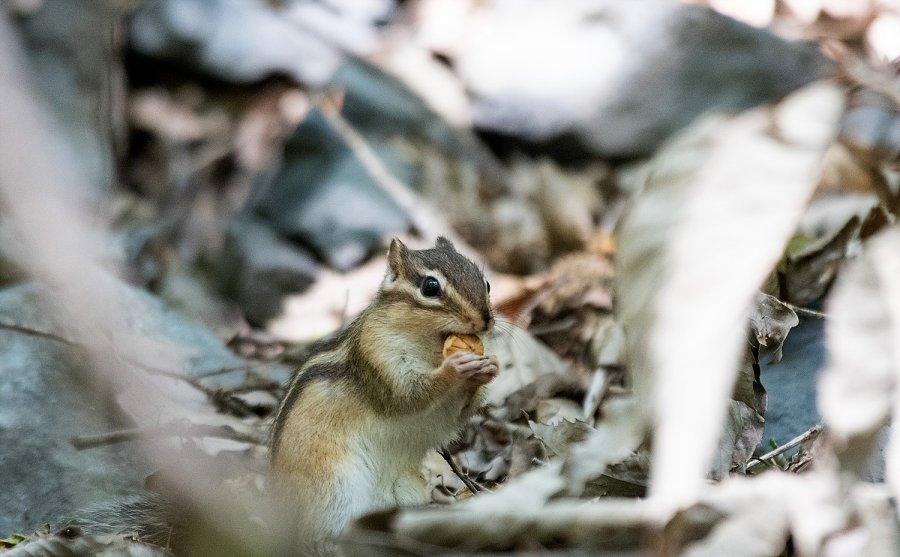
[333,59,463,154]
[0,278,280,535]
[252,109,412,270]
[219,217,320,325]
[457,2,831,159]
[251,58,512,270]
[0,298,149,534]
[129,0,379,86]
[12,1,121,194]
[841,88,900,162]
[758,316,824,449]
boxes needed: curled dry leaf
[616,82,844,506]
[713,349,766,477]
[750,292,799,364]
[563,394,645,495]
[499,372,582,423]
[529,418,593,458]
[535,397,585,424]
[782,214,861,306]
[525,392,647,496]
[710,400,765,479]
[586,452,649,498]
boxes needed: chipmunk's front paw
[443,352,499,387]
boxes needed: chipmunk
[270,237,499,543]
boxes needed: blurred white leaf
[787,472,851,557]
[393,462,567,547]
[830,483,900,557]
[391,488,651,551]
[819,226,900,487]
[616,82,843,507]
[588,317,627,368]
[680,477,789,557]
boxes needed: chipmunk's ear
[387,238,408,279]
[435,236,455,251]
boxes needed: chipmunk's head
[381,237,493,336]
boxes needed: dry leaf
[783,214,861,306]
[534,397,585,424]
[713,350,766,476]
[585,452,649,498]
[749,292,799,364]
[563,394,645,495]
[616,82,843,507]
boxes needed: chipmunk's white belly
[339,396,469,519]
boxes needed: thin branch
[839,53,900,108]
[528,316,579,337]
[781,302,828,320]
[118,355,256,417]
[0,319,267,417]
[749,423,823,466]
[513,276,569,329]
[71,422,265,450]
[193,364,258,378]
[312,93,480,257]
[439,447,484,495]
[0,321,76,345]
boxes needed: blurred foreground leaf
[616,82,844,506]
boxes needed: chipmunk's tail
[69,492,184,549]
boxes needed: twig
[513,276,569,329]
[193,364,257,378]
[749,423,823,466]
[71,422,265,450]
[0,321,76,345]
[528,316,579,336]
[119,355,256,417]
[0,319,268,418]
[312,93,478,257]
[838,53,900,108]
[438,447,484,495]
[781,302,828,320]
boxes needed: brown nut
[443,334,484,357]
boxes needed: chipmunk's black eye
[421,276,441,297]
[486,281,491,294]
